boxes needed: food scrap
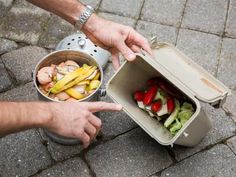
[37,60,101,102]
[133,77,195,135]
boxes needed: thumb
[117,42,136,61]
[84,102,123,113]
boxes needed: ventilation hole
[78,36,81,39]
[90,54,93,56]
[94,50,97,52]
[94,44,97,47]
[67,48,70,49]
[85,37,88,39]
[67,43,71,45]
[71,39,75,41]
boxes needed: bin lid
[142,42,230,106]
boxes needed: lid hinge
[210,94,227,108]
[150,36,166,49]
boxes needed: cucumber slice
[157,103,168,116]
[137,101,145,110]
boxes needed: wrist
[81,13,101,34]
[24,102,53,129]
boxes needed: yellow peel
[87,70,98,80]
[65,88,86,100]
[83,64,89,68]
[88,80,100,90]
[77,80,90,86]
[93,71,100,80]
[50,66,92,94]
[55,66,97,93]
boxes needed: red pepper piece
[151,100,162,113]
[134,91,144,101]
[167,98,175,113]
[143,85,158,105]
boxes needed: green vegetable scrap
[168,102,194,135]
[154,89,167,104]
[169,119,182,135]
[178,102,194,125]
[181,102,194,112]
[164,99,180,128]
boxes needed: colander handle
[98,88,106,97]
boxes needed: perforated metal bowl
[33,50,105,145]
[55,32,110,69]
[33,32,109,145]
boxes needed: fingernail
[116,104,123,110]
[127,54,136,61]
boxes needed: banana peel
[73,85,86,94]
[88,80,100,91]
[65,88,86,100]
[50,67,89,93]
[83,64,89,68]
[77,80,90,86]
[53,66,97,93]
[93,71,100,80]
[87,70,98,80]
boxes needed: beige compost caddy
[106,40,230,147]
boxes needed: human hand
[45,101,122,148]
[83,15,152,70]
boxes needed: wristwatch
[75,5,95,30]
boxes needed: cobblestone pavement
[0,0,236,177]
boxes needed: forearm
[27,0,101,34]
[0,102,52,136]
[27,0,83,24]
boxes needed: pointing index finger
[84,102,123,113]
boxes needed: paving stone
[86,128,173,177]
[38,15,77,49]
[182,0,228,35]
[0,38,18,55]
[223,89,236,123]
[98,12,136,27]
[0,82,38,101]
[1,46,48,84]
[172,104,236,161]
[150,175,161,177]
[102,62,115,87]
[80,0,101,9]
[14,0,45,9]
[0,0,14,18]
[39,129,84,162]
[0,0,50,45]
[141,0,186,27]
[225,0,236,38]
[217,38,236,89]
[0,61,12,92]
[100,95,137,139]
[136,20,177,44]
[0,130,52,177]
[227,136,236,154]
[99,0,144,19]
[35,157,91,177]
[162,144,236,177]
[176,29,221,75]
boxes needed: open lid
[141,41,230,107]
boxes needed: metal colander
[55,32,110,69]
